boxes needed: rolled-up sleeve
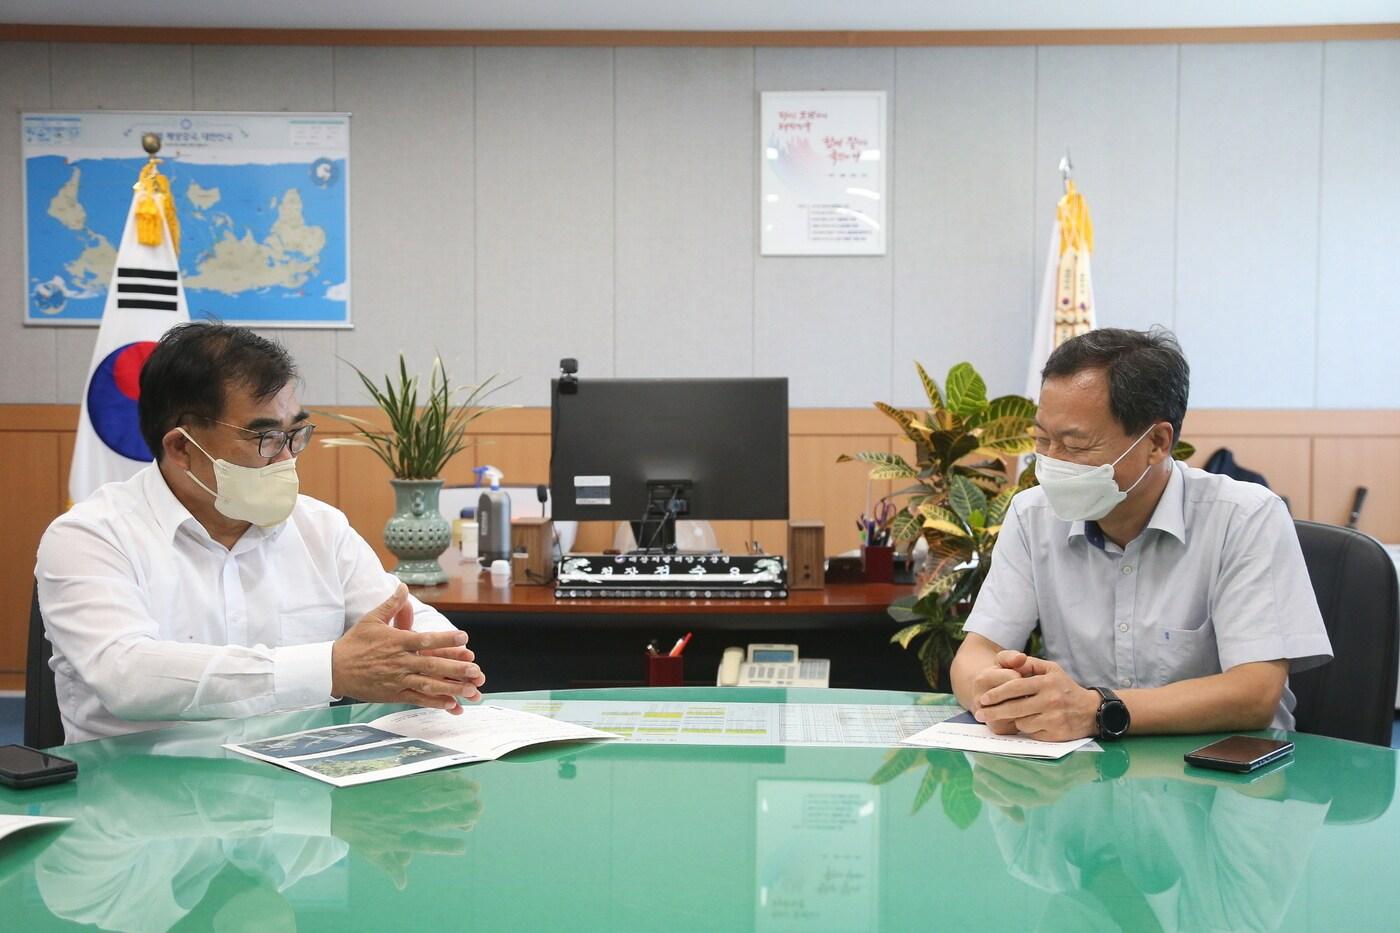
[963,496,1040,651]
[1211,497,1333,673]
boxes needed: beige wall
[4,402,1398,690]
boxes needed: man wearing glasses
[36,323,486,743]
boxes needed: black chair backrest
[25,584,65,749]
[1290,520,1400,747]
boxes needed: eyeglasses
[207,418,317,458]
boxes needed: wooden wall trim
[1,23,1397,48]
[5,405,1398,436]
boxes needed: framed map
[23,111,351,327]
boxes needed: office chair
[1289,520,1400,747]
[24,583,65,749]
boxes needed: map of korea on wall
[23,111,350,327]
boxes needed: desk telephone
[717,644,830,688]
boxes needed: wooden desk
[411,562,927,692]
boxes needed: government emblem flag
[1025,167,1096,402]
[68,160,190,504]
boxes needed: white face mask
[1034,425,1158,523]
[178,428,300,528]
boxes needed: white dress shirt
[36,464,455,744]
[965,460,1333,730]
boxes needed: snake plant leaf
[945,362,988,418]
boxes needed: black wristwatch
[1091,686,1131,740]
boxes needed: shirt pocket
[1156,624,1220,686]
[278,607,347,646]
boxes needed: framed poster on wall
[22,111,351,327]
[759,91,887,256]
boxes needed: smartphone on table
[0,744,78,789]
[1184,735,1294,773]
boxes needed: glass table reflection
[1,688,1395,932]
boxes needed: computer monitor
[550,377,789,552]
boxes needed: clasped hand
[970,650,1098,742]
[331,583,486,713]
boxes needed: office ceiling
[0,0,1395,30]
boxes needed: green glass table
[1,688,1396,932]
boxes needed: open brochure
[225,705,617,787]
[901,710,1096,759]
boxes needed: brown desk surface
[412,561,911,615]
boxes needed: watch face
[1101,700,1131,736]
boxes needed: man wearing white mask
[951,328,1331,742]
[37,323,486,743]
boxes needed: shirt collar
[141,463,288,549]
[1065,459,1187,547]
[143,463,200,544]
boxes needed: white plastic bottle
[476,466,512,565]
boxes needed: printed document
[901,710,1094,759]
[0,814,72,844]
[226,705,616,786]
[491,699,963,748]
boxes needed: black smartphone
[0,744,78,789]
[1184,736,1294,773]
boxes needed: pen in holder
[646,652,684,686]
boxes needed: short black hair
[138,322,298,461]
[1041,327,1190,443]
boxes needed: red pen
[669,632,693,657]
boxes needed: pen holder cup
[647,653,684,687]
[862,545,894,583]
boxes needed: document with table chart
[490,700,963,748]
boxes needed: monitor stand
[629,480,691,554]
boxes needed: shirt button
[1120,678,1132,688]
[1122,565,1134,575]
[1119,623,1129,632]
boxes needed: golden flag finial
[133,133,179,254]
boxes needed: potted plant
[843,360,1193,691]
[841,361,1039,689]
[320,354,511,585]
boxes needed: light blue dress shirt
[964,461,1333,730]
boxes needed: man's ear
[163,427,193,470]
[1150,422,1174,462]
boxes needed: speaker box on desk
[510,517,555,585]
[787,521,825,590]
